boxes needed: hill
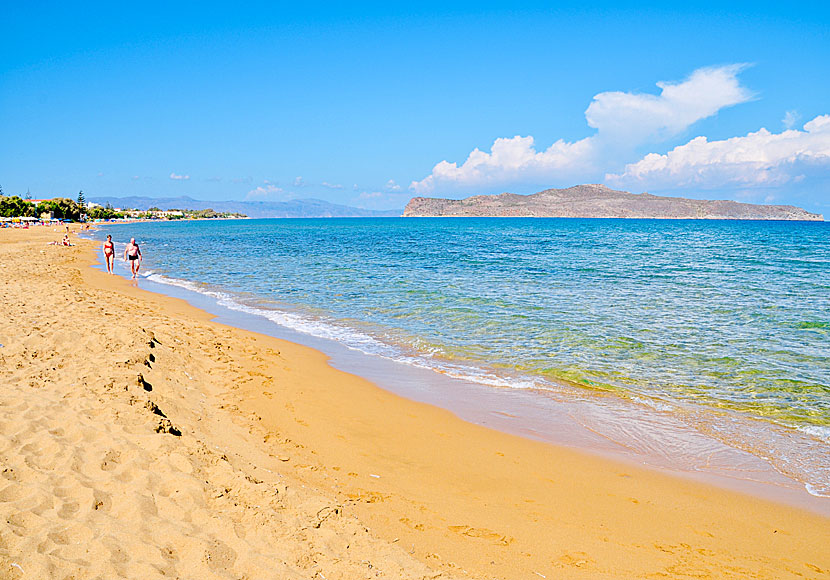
[403,185,824,221]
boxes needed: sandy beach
[1,226,829,580]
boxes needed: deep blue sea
[94,218,830,496]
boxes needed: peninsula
[404,184,824,221]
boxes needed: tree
[25,189,31,200]
[77,190,86,208]
[0,184,4,196]
[37,197,82,221]
[87,206,123,220]
[0,196,36,218]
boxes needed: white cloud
[585,64,753,141]
[783,110,799,130]
[606,115,830,190]
[321,181,344,190]
[411,135,595,194]
[245,184,292,201]
[293,176,305,187]
[169,172,190,180]
[411,65,753,194]
[132,175,140,181]
[385,179,402,192]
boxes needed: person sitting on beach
[124,237,142,279]
[62,234,72,246]
[102,234,115,274]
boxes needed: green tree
[37,197,82,221]
[87,206,122,220]
[0,196,36,217]
[77,190,86,208]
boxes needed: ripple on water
[95,218,830,494]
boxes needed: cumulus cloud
[411,136,595,194]
[169,172,190,180]
[385,179,402,192]
[606,115,830,190]
[411,65,753,194]
[321,181,343,190]
[585,64,753,141]
[293,176,305,187]
[245,184,292,201]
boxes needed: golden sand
[1,226,828,579]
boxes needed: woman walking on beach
[102,234,115,274]
[124,238,142,279]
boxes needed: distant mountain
[88,196,402,218]
[404,185,824,221]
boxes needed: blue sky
[1,2,828,213]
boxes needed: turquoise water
[96,218,830,493]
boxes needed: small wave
[144,272,551,393]
[798,424,830,444]
[805,483,830,498]
[630,396,676,413]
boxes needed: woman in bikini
[124,237,142,279]
[102,234,115,274]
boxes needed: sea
[89,217,830,505]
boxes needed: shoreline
[2,226,829,579]
[86,223,830,515]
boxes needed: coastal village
[0,188,246,225]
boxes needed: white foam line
[144,272,549,393]
[798,425,830,444]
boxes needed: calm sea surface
[96,218,830,495]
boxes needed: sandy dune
[0,226,828,580]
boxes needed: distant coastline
[404,184,824,221]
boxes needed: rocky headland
[403,185,824,221]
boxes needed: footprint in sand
[346,490,389,504]
[101,449,121,471]
[204,538,237,571]
[448,525,514,546]
[0,483,27,503]
[400,517,425,531]
[555,551,595,569]
[57,500,80,519]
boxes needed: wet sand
[1,226,828,579]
